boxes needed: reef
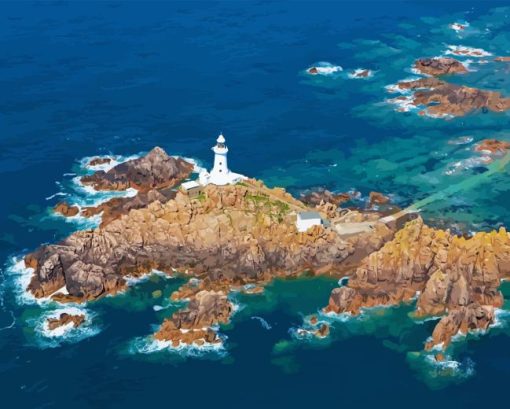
[395,78,510,117]
[324,217,510,351]
[54,202,80,217]
[413,57,467,76]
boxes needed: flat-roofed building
[181,180,203,198]
[296,211,323,232]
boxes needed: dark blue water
[2,1,510,408]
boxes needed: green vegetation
[196,191,207,203]
[245,191,290,221]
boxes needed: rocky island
[24,143,510,353]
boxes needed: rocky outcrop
[495,56,510,62]
[308,67,319,75]
[88,157,112,167]
[81,147,193,191]
[154,290,232,346]
[300,189,352,207]
[474,139,510,155]
[46,313,85,331]
[26,181,394,301]
[54,202,80,217]
[425,304,494,351]
[396,78,510,117]
[324,217,510,350]
[414,57,467,76]
[368,191,390,207]
[81,188,176,227]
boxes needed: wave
[251,316,272,330]
[306,62,343,76]
[445,45,492,58]
[449,22,469,32]
[129,334,227,357]
[447,136,474,145]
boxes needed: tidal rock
[81,147,193,191]
[368,191,390,207]
[395,78,510,118]
[474,139,510,155]
[88,157,112,167]
[300,189,351,207]
[495,56,510,62]
[425,304,495,351]
[414,57,467,76]
[46,313,85,331]
[54,202,80,217]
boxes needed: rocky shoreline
[27,147,510,352]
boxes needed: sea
[2,1,510,408]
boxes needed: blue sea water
[3,1,510,407]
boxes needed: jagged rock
[88,157,112,167]
[46,313,85,330]
[81,188,176,227]
[81,147,193,191]
[414,57,467,76]
[315,323,330,338]
[425,304,495,351]
[154,290,232,345]
[54,202,80,217]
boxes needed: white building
[296,211,323,232]
[199,133,245,186]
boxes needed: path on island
[334,152,510,236]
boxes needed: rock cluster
[414,57,467,76]
[88,157,112,167]
[396,78,510,117]
[324,217,510,350]
[81,147,193,191]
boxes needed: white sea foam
[447,136,474,145]
[445,45,492,58]
[306,62,343,76]
[444,155,492,175]
[449,22,469,32]
[251,316,272,330]
[347,68,374,79]
[45,192,68,201]
[5,256,38,306]
[129,334,226,357]
[30,306,100,348]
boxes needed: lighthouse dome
[217,133,226,144]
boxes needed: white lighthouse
[199,133,245,186]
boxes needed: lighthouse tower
[200,133,245,186]
[209,133,229,184]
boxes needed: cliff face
[325,217,510,350]
[81,147,194,191]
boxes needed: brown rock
[369,191,390,207]
[54,202,80,217]
[414,57,467,76]
[301,189,351,207]
[315,323,330,338]
[89,157,112,167]
[425,304,494,351]
[395,78,510,118]
[474,139,510,155]
[495,56,510,62]
[81,147,193,192]
[308,67,319,75]
[46,313,85,331]
[309,315,318,325]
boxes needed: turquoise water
[2,1,510,407]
